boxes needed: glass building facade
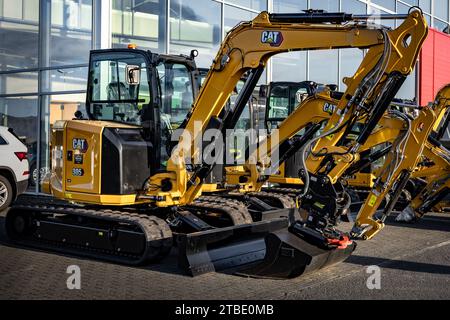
[1,0,450,193]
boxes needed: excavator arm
[345,86,450,237]
[398,85,450,220]
[145,9,427,208]
[350,106,437,239]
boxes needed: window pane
[0,96,38,143]
[341,0,366,14]
[368,6,395,28]
[271,52,307,82]
[396,68,416,101]
[2,0,38,20]
[425,14,431,26]
[371,0,395,11]
[89,53,150,125]
[309,0,338,11]
[156,61,195,165]
[0,0,39,71]
[48,0,92,67]
[401,0,418,6]
[39,93,86,191]
[419,0,431,13]
[226,0,266,11]
[434,0,449,22]
[340,48,364,90]
[309,50,338,86]
[113,0,166,53]
[41,66,88,92]
[170,0,221,68]
[157,62,194,128]
[224,5,256,34]
[24,0,39,22]
[224,6,264,82]
[0,95,38,191]
[0,71,38,94]
[268,85,290,119]
[397,2,411,13]
[433,19,449,33]
[272,0,307,12]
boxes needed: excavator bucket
[177,217,289,276]
[177,215,356,278]
[236,225,356,279]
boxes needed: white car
[0,126,29,211]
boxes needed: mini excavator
[396,84,450,221]
[5,8,428,278]
[245,80,379,215]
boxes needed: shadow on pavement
[384,213,450,233]
[345,254,450,275]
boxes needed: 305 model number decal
[72,168,84,177]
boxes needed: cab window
[157,62,194,129]
[88,52,151,125]
[266,83,311,132]
[267,85,289,121]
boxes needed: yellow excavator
[260,82,450,226]
[396,84,450,221]
[5,8,428,278]
[201,8,427,211]
[255,80,384,206]
[256,81,422,214]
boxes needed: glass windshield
[266,83,311,131]
[88,52,151,125]
[157,62,194,129]
[268,85,290,120]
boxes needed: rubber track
[190,196,253,225]
[262,187,303,200]
[6,203,173,266]
[247,191,296,209]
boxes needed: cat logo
[323,103,337,115]
[72,138,88,153]
[261,31,284,47]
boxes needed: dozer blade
[177,217,289,276]
[236,224,356,279]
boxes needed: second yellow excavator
[396,84,450,221]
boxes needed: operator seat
[107,82,139,123]
[107,82,129,99]
[181,81,193,106]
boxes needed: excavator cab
[260,81,337,183]
[86,48,199,170]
